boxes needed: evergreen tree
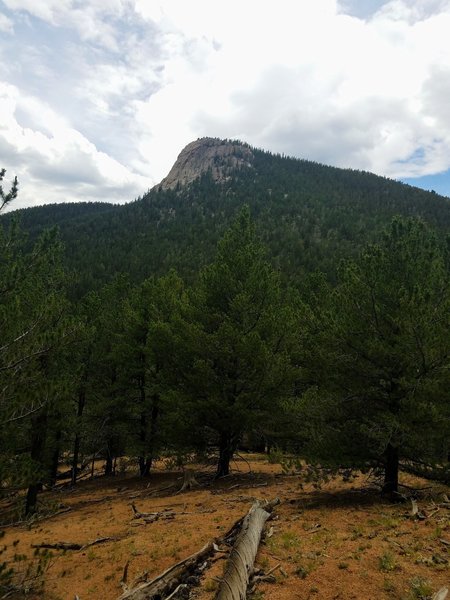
[0,170,73,512]
[301,218,450,495]
[171,207,298,477]
[118,271,184,476]
[84,276,130,477]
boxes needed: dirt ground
[1,455,448,600]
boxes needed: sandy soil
[1,456,448,600]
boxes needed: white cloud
[1,0,450,208]
[1,0,129,49]
[0,82,153,209]
[0,10,13,32]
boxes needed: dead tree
[177,468,199,493]
[215,498,280,600]
[117,542,215,600]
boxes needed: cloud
[0,82,153,209]
[1,0,129,49]
[134,0,450,182]
[1,0,450,208]
[338,0,389,19]
[0,10,13,32]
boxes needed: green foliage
[408,576,434,599]
[1,149,450,529]
[117,270,185,472]
[299,217,450,490]
[0,199,73,500]
[0,171,78,518]
[378,552,398,572]
[0,168,18,211]
[167,207,299,475]
[5,147,450,297]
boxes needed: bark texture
[215,498,280,600]
[117,542,214,600]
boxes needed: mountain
[4,137,450,296]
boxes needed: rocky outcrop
[158,137,254,191]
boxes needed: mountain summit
[6,139,450,297]
[158,137,254,190]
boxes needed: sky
[1,0,450,210]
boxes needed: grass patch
[378,551,398,573]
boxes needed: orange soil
[1,456,448,600]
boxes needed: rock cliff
[158,137,254,191]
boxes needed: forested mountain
[5,137,450,296]
[1,149,450,524]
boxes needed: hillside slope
[5,138,450,295]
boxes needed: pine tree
[0,170,73,512]
[171,207,298,477]
[118,271,184,476]
[302,217,450,495]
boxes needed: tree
[171,207,298,477]
[302,217,450,495]
[0,169,18,211]
[84,276,130,477]
[0,170,74,513]
[118,271,184,476]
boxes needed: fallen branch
[117,541,215,600]
[121,560,130,593]
[31,537,115,551]
[130,502,175,524]
[117,500,278,600]
[165,583,188,600]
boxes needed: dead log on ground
[117,499,279,600]
[32,541,83,551]
[130,503,175,523]
[117,541,215,600]
[432,588,448,600]
[215,498,280,600]
[31,537,115,551]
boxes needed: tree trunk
[25,407,49,515]
[138,408,147,476]
[49,427,62,486]
[216,432,238,479]
[138,376,148,476]
[105,449,113,477]
[139,401,159,477]
[72,388,86,485]
[139,456,151,477]
[215,499,280,600]
[383,443,399,495]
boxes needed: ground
[0,455,448,600]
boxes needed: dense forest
[1,142,450,526]
[6,145,450,297]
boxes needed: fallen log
[432,588,448,600]
[31,537,115,551]
[117,541,215,600]
[32,541,83,551]
[215,498,280,600]
[117,499,279,600]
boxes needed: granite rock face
[158,137,254,191]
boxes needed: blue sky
[1,0,450,209]
[402,169,450,196]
